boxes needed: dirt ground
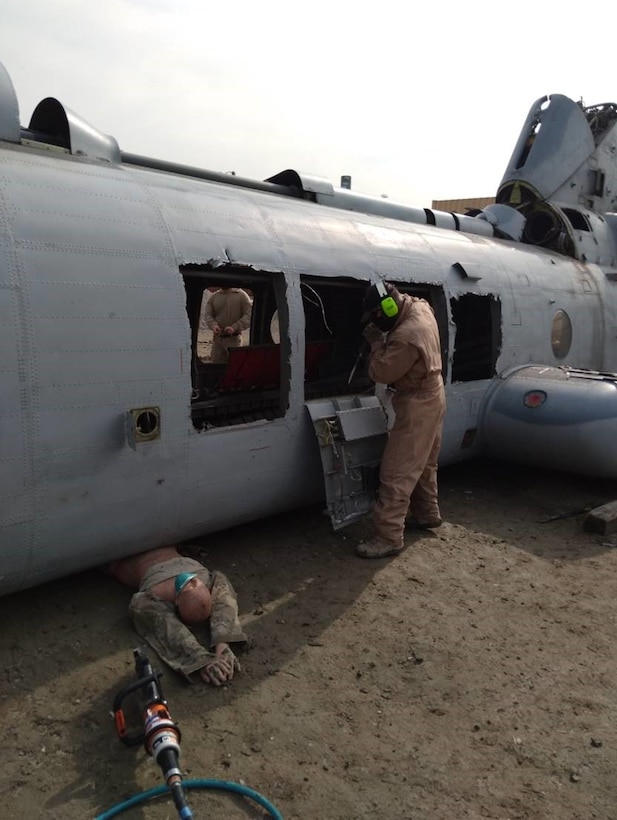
[2,458,617,820]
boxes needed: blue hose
[94,778,284,819]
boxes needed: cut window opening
[300,277,448,398]
[450,293,501,382]
[182,268,449,428]
[182,264,289,430]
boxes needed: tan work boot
[356,537,404,559]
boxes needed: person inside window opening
[203,286,252,363]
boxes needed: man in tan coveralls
[204,287,252,363]
[356,282,446,559]
[110,546,247,685]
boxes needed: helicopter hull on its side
[2,61,617,594]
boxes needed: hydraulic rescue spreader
[113,647,193,820]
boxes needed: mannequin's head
[175,576,212,624]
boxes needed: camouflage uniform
[204,288,252,363]
[129,556,247,682]
[367,294,446,546]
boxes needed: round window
[551,309,572,359]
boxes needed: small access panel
[306,395,388,529]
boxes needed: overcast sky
[2,0,617,207]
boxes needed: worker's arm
[368,335,421,385]
[232,291,253,333]
[203,293,220,332]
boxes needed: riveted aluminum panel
[307,396,387,528]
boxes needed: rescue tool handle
[133,647,162,704]
[112,669,164,746]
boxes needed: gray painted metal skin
[480,366,617,477]
[2,59,617,595]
